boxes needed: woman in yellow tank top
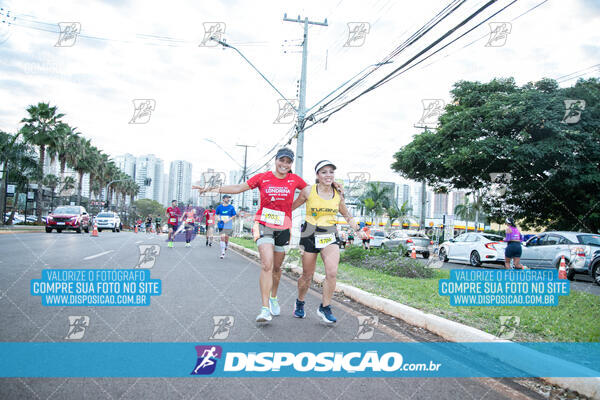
[291,160,367,323]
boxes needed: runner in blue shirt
[216,195,237,259]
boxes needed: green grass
[229,238,600,342]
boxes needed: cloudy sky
[1,0,599,185]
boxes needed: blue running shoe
[317,304,336,323]
[293,299,306,319]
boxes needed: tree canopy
[391,77,600,232]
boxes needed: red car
[45,206,90,233]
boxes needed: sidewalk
[0,225,45,234]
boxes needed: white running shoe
[255,307,272,323]
[269,296,280,316]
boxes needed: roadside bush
[341,245,433,279]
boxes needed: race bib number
[208,219,214,224]
[169,217,176,223]
[260,208,285,226]
[220,216,230,223]
[315,233,335,249]
[186,218,193,223]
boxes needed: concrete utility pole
[236,144,254,210]
[283,14,328,178]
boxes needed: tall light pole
[283,14,328,177]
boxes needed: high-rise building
[154,159,164,204]
[114,153,136,179]
[433,192,449,219]
[168,160,193,205]
[162,173,169,206]
[229,170,253,211]
[135,154,163,202]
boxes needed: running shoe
[168,241,173,248]
[255,306,272,323]
[185,243,191,248]
[293,299,306,319]
[220,253,224,259]
[317,304,337,323]
[269,296,280,316]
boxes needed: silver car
[382,230,433,258]
[520,231,600,280]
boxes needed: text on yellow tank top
[305,184,340,227]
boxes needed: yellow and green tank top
[305,184,340,227]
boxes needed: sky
[1,0,599,185]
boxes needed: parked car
[94,211,122,232]
[589,248,600,286]
[520,232,600,280]
[382,230,433,258]
[368,229,387,248]
[45,206,90,233]
[439,233,507,267]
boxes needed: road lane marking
[83,250,114,260]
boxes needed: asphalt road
[0,231,576,399]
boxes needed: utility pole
[283,14,328,178]
[236,144,254,210]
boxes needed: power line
[305,0,525,127]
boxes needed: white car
[439,233,507,267]
[94,212,122,232]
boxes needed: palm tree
[360,182,392,222]
[386,201,412,228]
[362,198,377,224]
[42,174,60,210]
[70,137,94,206]
[53,123,80,181]
[454,197,476,233]
[0,134,38,224]
[20,102,65,222]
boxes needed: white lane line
[83,250,114,260]
[135,240,143,244]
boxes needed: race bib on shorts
[186,218,193,223]
[315,233,335,249]
[208,219,213,224]
[260,208,285,226]
[169,217,176,223]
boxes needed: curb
[229,241,600,399]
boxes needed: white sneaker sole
[317,309,336,324]
[256,315,272,323]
